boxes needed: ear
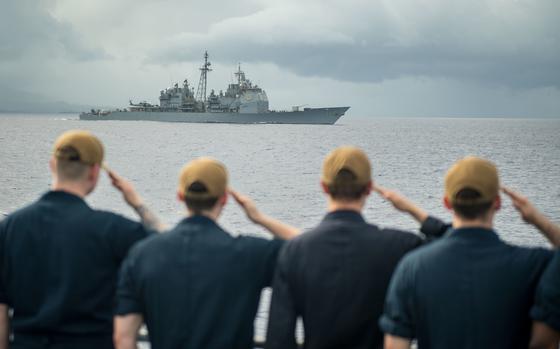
[493,195,501,211]
[49,156,57,174]
[364,181,373,196]
[219,192,228,207]
[176,190,185,203]
[89,164,101,183]
[321,182,330,195]
[443,196,453,210]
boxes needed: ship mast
[196,51,212,102]
[235,63,242,85]
[234,63,245,86]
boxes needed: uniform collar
[177,215,224,233]
[41,190,88,205]
[183,215,217,225]
[449,227,501,242]
[322,210,366,223]
[174,215,232,238]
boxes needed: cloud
[150,0,560,88]
[0,0,558,117]
[0,0,108,62]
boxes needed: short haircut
[452,188,493,220]
[327,169,369,200]
[55,146,90,181]
[184,181,219,213]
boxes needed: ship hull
[79,107,349,125]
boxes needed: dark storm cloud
[150,0,560,89]
[0,0,557,117]
[0,0,108,62]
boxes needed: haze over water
[1,113,559,340]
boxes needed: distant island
[0,85,106,114]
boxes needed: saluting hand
[502,186,560,247]
[373,184,428,223]
[373,185,414,213]
[104,164,143,209]
[229,188,300,239]
[501,187,539,224]
[229,189,263,224]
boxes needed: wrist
[131,199,145,211]
[528,211,545,227]
[401,204,415,215]
[408,205,428,223]
[253,212,267,225]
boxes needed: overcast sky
[1,0,559,117]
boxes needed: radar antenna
[196,51,212,102]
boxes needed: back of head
[178,157,228,214]
[53,130,104,182]
[444,156,499,220]
[322,146,372,201]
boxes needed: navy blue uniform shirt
[0,191,150,349]
[116,215,283,349]
[532,249,560,331]
[380,227,553,349]
[265,210,448,349]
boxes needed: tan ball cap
[179,157,228,199]
[445,156,499,205]
[53,130,104,165]
[322,146,372,186]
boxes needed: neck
[452,216,493,230]
[327,198,364,213]
[188,207,221,221]
[52,180,88,198]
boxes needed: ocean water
[1,113,560,341]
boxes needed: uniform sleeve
[115,251,143,315]
[419,216,451,242]
[0,220,7,304]
[110,214,152,263]
[531,251,560,331]
[379,256,417,339]
[266,242,298,349]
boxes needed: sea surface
[1,113,560,342]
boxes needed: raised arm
[502,187,560,247]
[105,166,167,233]
[374,185,428,223]
[373,185,450,239]
[229,189,300,240]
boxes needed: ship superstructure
[81,52,349,124]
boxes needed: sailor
[531,249,560,348]
[113,157,300,349]
[500,189,560,348]
[0,130,163,349]
[380,157,560,349]
[265,146,449,349]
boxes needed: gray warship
[80,52,349,124]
